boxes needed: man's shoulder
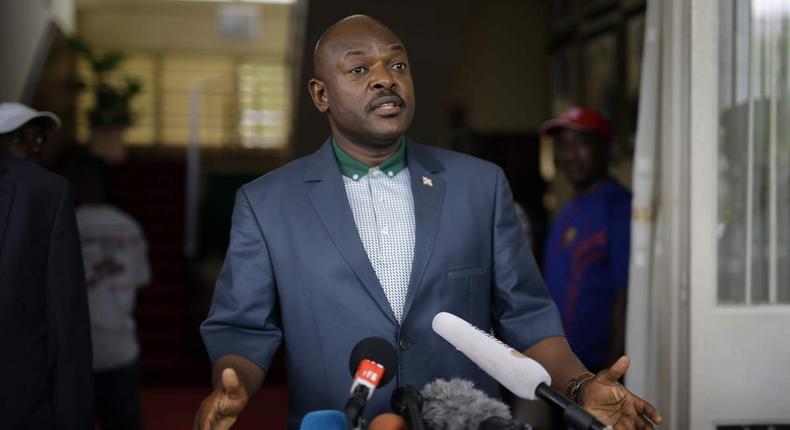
[76,205,145,238]
[238,154,312,196]
[603,179,632,206]
[236,140,504,198]
[410,142,501,177]
[2,152,69,197]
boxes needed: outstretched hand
[194,368,249,430]
[579,356,663,429]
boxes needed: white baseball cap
[0,102,61,134]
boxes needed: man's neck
[572,176,610,197]
[332,134,402,167]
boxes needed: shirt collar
[331,136,407,181]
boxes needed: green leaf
[68,37,94,60]
[93,51,127,73]
[69,38,142,127]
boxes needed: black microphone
[345,337,397,429]
[391,386,427,430]
[420,378,529,430]
[534,384,608,430]
[478,416,531,430]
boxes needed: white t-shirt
[76,204,151,371]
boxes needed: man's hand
[193,368,249,430]
[579,356,663,429]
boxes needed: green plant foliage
[69,37,142,127]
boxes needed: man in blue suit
[195,15,662,430]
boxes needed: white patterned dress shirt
[342,166,415,323]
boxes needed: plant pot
[89,125,127,164]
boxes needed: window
[160,54,236,147]
[238,62,290,148]
[717,0,790,304]
[77,53,292,149]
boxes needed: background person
[0,102,94,429]
[540,107,631,373]
[65,153,152,430]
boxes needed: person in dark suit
[0,103,94,429]
[194,16,662,430]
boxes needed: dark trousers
[94,361,142,430]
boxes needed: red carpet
[140,385,289,429]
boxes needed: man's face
[554,128,608,190]
[311,22,415,146]
[3,122,47,162]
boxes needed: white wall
[0,0,76,102]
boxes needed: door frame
[689,0,790,428]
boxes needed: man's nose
[558,145,577,162]
[370,67,396,91]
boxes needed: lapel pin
[422,176,433,187]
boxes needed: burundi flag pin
[422,176,433,187]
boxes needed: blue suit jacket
[201,138,563,428]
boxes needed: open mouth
[368,95,404,116]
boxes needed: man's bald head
[313,15,404,80]
[307,14,415,148]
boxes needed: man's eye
[392,63,407,71]
[350,66,367,74]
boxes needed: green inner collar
[332,137,407,180]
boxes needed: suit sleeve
[46,184,94,430]
[489,167,565,352]
[200,187,282,371]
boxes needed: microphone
[431,312,611,430]
[345,337,397,429]
[368,413,408,430]
[478,416,531,430]
[299,410,347,430]
[391,386,427,430]
[420,378,519,430]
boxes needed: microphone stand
[345,385,369,430]
[391,386,427,430]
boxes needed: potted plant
[70,38,142,164]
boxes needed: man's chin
[362,137,401,148]
[367,127,407,146]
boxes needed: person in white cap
[0,102,62,163]
[0,102,94,429]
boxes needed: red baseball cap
[539,106,612,142]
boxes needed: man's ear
[308,78,329,112]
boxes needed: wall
[448,0,550,133]
[0,0,76,101]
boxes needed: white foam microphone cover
[431,312,551,400]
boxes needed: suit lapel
[0,154,13,262]
[304,140,398,324]
[402,140,446,320]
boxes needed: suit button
[399,336,413,351]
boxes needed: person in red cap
[540,106,631,374]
